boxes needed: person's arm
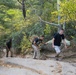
[52,33,58,48]
[45,40,52,44]
[33,41,37,46]
[62,34,67,49]
[52,38,55,48]
[42,40,45,45]
[63,39,67,49]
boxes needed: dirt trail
[0,57,76,75]
[54,62,62,75]
[0,60,47,75]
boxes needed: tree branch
[28,2,60,27]
[17,0,22,4]
[38,16,60,27]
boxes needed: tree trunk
[22,0,26,18]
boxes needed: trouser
[54,46,61,57]
[32,45,40,59]
[6,47,13,57]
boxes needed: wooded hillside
[0,0,76,54]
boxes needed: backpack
[29,35,38,43]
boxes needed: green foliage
[24,22,45,36]
[11,31,23,48]
[65,21,76,39]
[44,24,51,34]
[0,0,18,8]
[20,35,31,54]
[60,0,76,22]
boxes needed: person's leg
[10,48,13,57]
[36,49,40,59]
[6,50,9,57]
[54,46,61,59]
[32,45,38,59]
[6,47,9,57]
[33,50,37,59]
